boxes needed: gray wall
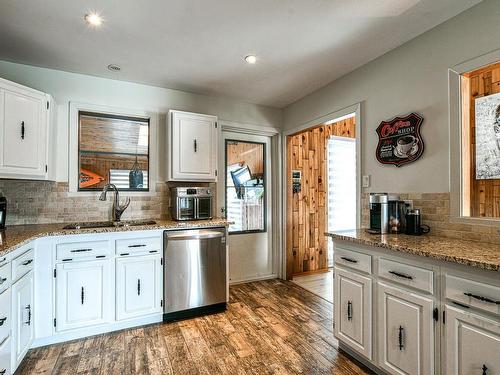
[283,0,500,193]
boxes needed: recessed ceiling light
[84,12,103,27]
[244,55,257,64]
[107,64,121,72]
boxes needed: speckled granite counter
[327,229,500,272]
[0,219,230,258]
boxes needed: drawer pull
[81,287,85,305]
[0,317,6,326]
[340,256,358,264]
[62,258,73,262]
[149,250,158,254]
[482,364,488,375]
[70,248,93,253]
[463,292,500,305]
[0,277,6,284]
[96,255,106,259]
[120,253,130,256]
[389,270,413,280]
[398,326,405,350]
[128,244,147,248]
[0,369,6,375]
[137,279,141,296]
[452,301,470,309]
[25,304,31,326]
[21,259,33,266]
[347,300,353,321]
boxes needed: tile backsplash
[362,193,500,244]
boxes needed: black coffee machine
[0,196,6,230]
[368,193,389,234]
[405,209,430,235]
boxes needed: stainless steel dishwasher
[163,227,227,321]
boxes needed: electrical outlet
[362,175,370,188]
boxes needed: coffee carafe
[388,198,406,234]
[405,209,430,235]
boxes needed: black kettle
[405,209,430,236]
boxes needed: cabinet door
[56,260,112,332]
[334,266,372,360]
[0,336,11,375]
[445,305,500,375]
[116,255,162,321]
[0,89,47,177]
[378,281,435,375]
[170,111,217,181]
[11,271,33,368]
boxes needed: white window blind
[109,169,149,189]
[327,136,356,266]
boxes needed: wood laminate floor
[17,279,371,375]
[291,270,334,303]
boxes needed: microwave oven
[171,187,213,221]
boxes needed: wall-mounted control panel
[292,170,301,194]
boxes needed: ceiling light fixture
[244,55,257,64]
[84,12,103,27]
[107,64,121,72]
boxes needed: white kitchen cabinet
[334,266,372,360]
[0,78,53,180]
[167,110,218,181]
[378,281,435,375]
[11,271,33,369]
[55,260,113,332]
[116,255,162,321]
[0,336,11,375]
[445,305,500,375]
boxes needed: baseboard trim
[229,274,277,285]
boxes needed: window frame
[224,138,267,235]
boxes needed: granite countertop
[326,229,500,272]
[0,219,230,258]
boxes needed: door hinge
[53,268,56,278]
[47,101,49,110]
[442,310,446,324]
[433,307,439,322]
[53,318,56,327]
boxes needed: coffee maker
[368,193,389,234]
[0,196,6,230]
[388,195,406,234]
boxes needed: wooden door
[56,260,112,332]
[116,255,162,321]
[11,271,33,368]
[445,305,500,375]
[170,110,217,181]
[378,281,435,375]
[334,266,372,360]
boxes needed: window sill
[449,215,500,228]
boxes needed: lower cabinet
[55,260,112,332]
[378,282,435,375]
[445,305,500,375]
[11,271,33,368]
[334,266,372,360]
[0,337,11,375]
[116,255,162,321]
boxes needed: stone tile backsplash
[362,193,500,244]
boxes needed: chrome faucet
[99,184,131,221]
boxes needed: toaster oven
[171,187,213,221]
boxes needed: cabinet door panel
[334,266,372,360]
[116,256,162,321]
[0,336,12,375]
[445,305,500,375]
[11,271,34,368]
[2,91,45,173]
[378,282,434,375]
[56,260,112,332]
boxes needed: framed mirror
[78,111,150,191]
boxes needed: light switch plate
[362,175,370,188]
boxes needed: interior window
[78,111,150,191]
[225,140,266,233]
[460,61,500,218]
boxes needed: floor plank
[17,279,371,375]
[291,269,334,303]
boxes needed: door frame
[281,102,362,279]
[218,120,282,281]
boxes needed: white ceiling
[0,0,481,108]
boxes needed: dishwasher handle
[165,230,225,241]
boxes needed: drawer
[334,247,372,274]
[11,249,34,282]
[56,240,111,261]
[378,258,434,294]
[0,263,11,293]
[0,336,11,375]
[445,274,500,316]
[0,289,10,344]
[115,236,162,256]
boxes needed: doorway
[286,112,358,304]
[218,131,275,284]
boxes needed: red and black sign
[375,113,424,167]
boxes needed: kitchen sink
[63,219,157,230]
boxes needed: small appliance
[368,193,389,234]
[0,196,6,230]
[388,196,407,234]
[405,209,430,235]
[171,187,213,221]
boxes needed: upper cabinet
[0,78,55,180]
[167,110,218,181]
